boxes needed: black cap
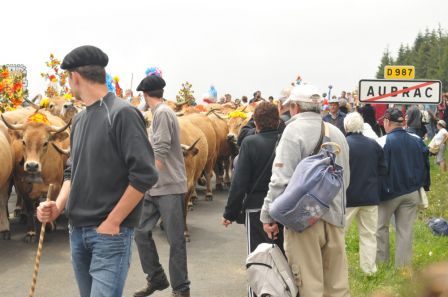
[61,45,109,70]
[137,75,166,92]
[382,107,404,123]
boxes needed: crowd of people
[33,45,447,297]
[222,84,445,297]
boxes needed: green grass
[347,150,448,297]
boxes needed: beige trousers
[376,191,419,268]
[284,220,350,297]
[345,206,378,274]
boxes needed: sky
[2,0,447,101]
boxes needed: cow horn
[24,95,42,112]
[212,110,225,121]
[1,114,25,131]
[241,105,248,112]
[48,119,71,134]
[51,143,70,156]
[188,138,201,150]
[205,108,220,116]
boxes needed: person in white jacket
[429,120,448,172]
[260,84,350,297]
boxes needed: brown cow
[178,117,208,241]
[0,121,14,240]
[207,111,232,190]
[226,112,251,154]
[27,96,79,124]
[183,114,218,201]
[1,110,70,242]
[46,97,79,124]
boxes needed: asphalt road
[0,189,248,297]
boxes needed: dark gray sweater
[64,92,158,228]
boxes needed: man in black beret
[134,74,190,297]
[37,45,159,297]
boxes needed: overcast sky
[2,0,447,100]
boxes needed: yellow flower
[62,93,73,100]
[27,113,50,125]
[39,98,49,108]
[228,110,248,119]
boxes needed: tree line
[376,27,448,92]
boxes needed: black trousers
[245,210,284,254]
[245,210,285,297]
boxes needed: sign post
[359,79,442,105]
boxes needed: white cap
[284,84,321,105]
[278,86,294,105]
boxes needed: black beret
[382,107,404,123]
[61,45,108,70]
[137,75,166,92]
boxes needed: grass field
[347,150,448,297]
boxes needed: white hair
[294,101,321,113]
[344,112,364,133]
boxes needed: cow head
[227,116,245,144]
[1,114,70,174]
[47,97,78,123]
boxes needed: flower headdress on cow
[27,112,51,125]
[40,54,71,100]
[176,81,196,107]
[228,110,248,119]
[0,65,28,112]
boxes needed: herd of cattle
[0,96,255,242]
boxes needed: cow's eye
[43,142,48,147]
[22,140,26,146]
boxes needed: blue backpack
[428,218,448,236]
[269,123,344,233]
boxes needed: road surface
[1,189,248,297]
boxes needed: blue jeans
[69,225,134,297]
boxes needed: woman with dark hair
[360,104,380,137]
[222,101,283,296]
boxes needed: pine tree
[376,27,448,92]
[376,49,394,78]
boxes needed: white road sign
[359,79,442,104]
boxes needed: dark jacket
[323,111,346,134]
[223,129,279,221]
[64,93,158,228]
[237,117,285,147]
[360,104,380,136]
[346,133,386,207]
[379,128,430,201]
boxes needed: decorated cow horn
[1,114,25,131]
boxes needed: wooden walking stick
[29,183,54,297]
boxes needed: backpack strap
[321,123,342,154]
[312,121,325,155]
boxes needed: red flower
[13,82,22,92]
[1,68,9,78]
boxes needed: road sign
[359,79,442,104]
[384,65,415,79]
